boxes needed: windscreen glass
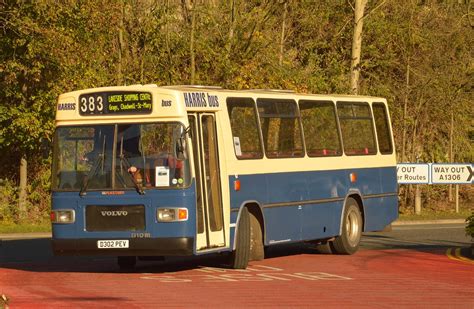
[52,123,190,191]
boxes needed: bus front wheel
[230,207,250,269]
[332,198,362,255]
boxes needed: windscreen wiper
[79,137,106,196]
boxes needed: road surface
[0,223,472,308]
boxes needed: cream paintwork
[192,113,226,252]
[55,85,396,251]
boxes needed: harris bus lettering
[57,103,76,111]
[184,92,219,108]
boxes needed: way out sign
[431,164,474,184]
[397,164,430,184]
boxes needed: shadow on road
[0,226,470,274]
[0,237,229,274]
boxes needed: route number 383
[80,95,104,113]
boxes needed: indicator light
[157,208,188,222]
[178,209,188,220]
[350,173,357,183]
[234,180,241,191]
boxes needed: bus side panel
[228,174,267,249]
[228,166,398,247]
[351,167,383,196]
[380,166,398,193]
[263,207,301,244]
[303,169,348,240]
[363,166,398,231]
[301,201,343,241]
[264,172,307,243]
[228,172,304,245]
[363,195,398,231]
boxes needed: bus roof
[58,84,385,100]
[55,84,386,125]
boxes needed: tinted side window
[337,102,376,155]
[257,98,303,158]
[227,98,263,159]
[299,100,342,157]
[372,103,393,154]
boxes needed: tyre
[230,207,250,269]
[117,256,136,270]
[332,198,362,255]
[249,211,264,261]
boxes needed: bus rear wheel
[117,256,136,270]
[230,207,250,269]
[332,198,362,255]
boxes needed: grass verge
[0,222,51,234]
[399,207,473,221]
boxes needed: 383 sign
[79,91,152,115]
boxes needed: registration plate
[97,240,129,249]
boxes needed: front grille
[86,205,145,232]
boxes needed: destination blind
[78,91,152,115]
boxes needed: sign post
[455,184,459,214]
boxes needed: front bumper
[52,237,194,256]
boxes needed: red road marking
[1,249,473,308]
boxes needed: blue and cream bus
[51,85,398,269]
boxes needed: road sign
[431,164,474,184]
[396,163,430,184]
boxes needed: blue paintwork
[380,167,398,193]
[51,183,197,241]
[52,166,398,256]
[363,195,398,231]
[301,201,342,241]
[229,166,398,248]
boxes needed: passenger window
[227,98,263,159]
[337,102,376,155]
[372,103,393,154]
[257,98,304,158]
[299,100,342,157]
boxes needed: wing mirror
[175,126,190,161]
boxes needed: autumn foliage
[0,1,472,223]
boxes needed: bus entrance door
[188,113,225,251]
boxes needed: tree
[350,0,368,95]
[0,1,58,219]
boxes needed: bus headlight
[157,208,188,222]
[51,209,75,224]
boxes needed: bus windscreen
[52,123,190,192]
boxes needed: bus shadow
[262,234,470,260]
[0,235,469,274]
[0,237,230,274]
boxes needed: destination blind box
[79,91,153,115]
